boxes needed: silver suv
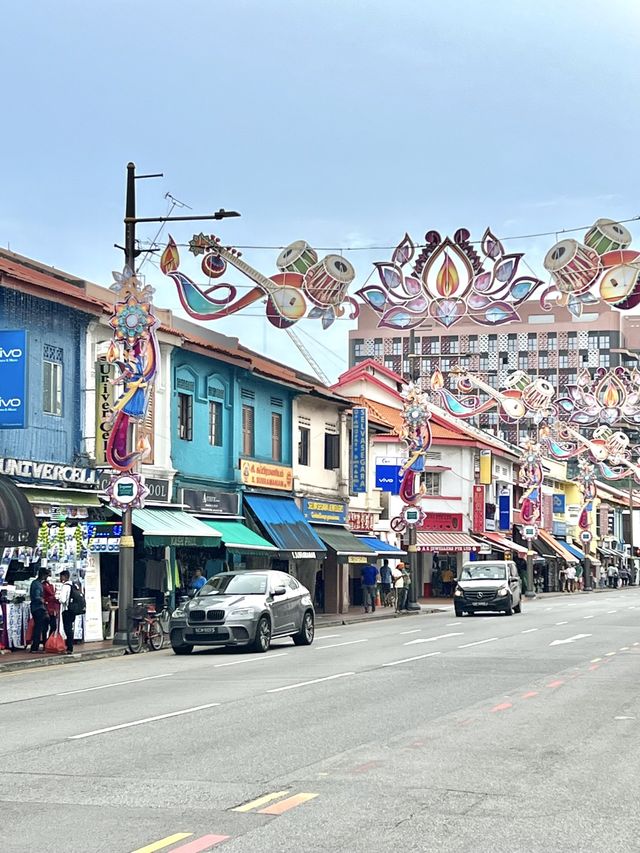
[169,570,315,655]
[454,560,522,617]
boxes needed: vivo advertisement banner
[498,493,511,531]
[375,464,402,494]
[0,331,27,429]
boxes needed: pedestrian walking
[565,563,577,593]
[599,565,607,589]
[393,562,407,612]
[379,559,392,605]
[441,566,454,597]
[56,570,76,655]
[360,562,378,613]
[42,569,59,639]
[29,568,49,653]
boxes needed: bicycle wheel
[148,618,164,651]
[127,620,143,654]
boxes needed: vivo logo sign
[0,330,27,428]
[0,398,21,408]
[0,348,23,359]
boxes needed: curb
[0,647,125,674]
[317,607,446,629]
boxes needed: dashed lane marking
[400,629,421,635]
[458,637,498,649]
[57,673,174,696]
[131,834,193,853]
[605,652,616,657]
[490,702,512,712]
[258,793,318,815]
[315,634,342,640]
[383,652,441,667]
[607,610,617,614]
[267,672,354,693]
[315,639,367,650]
[522,691,538,699]
[546,680,564,689]
[591,658,602,663]
[69,703,220,739]
[521,628,538,634]
[620,647,630,651]
[584,615,595,620]
[232,791,290,813]
[556,621,568,625]
[405,632,463,646]
[214,653,287,668]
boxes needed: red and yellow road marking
[131,833,229,853]
[259,793,318,815]
[231,791,290,812]
[132,834,193,853]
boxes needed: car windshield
[460,564,508,581]
[199,573,268,596]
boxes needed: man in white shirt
[56,570,75,655]
[565,564,577,593]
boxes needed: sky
[2,0,640,381]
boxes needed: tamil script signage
[350,406,368,495]
[182,488,239,516]
[472,485,485,533]
[348,510,375,532]
[301,498,348,525]
[0,330,27,429]
[94,361,114,465]
[420,512,462,532]
[240,459,293,491]
[0,458,98,487]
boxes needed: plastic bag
[45,631,66,654]
[25,617,35,645]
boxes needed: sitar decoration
[105,268,159,475]
[160,234,359,330]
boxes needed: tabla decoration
[542,217,640,317]
[104,268,159,475]
[390,382,433,533]
[357,228,544,330]
[160,234,359,330]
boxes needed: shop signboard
[472,485,485,533]
[553,520,567,538]
[95,360,114,464]
[348,510,375,532]
[98,471,170,502]
[0,330,27,429]
[498,493,511,531]
[479,450,492,485]
[0,457,98,487]
[375,464,401,494]
[350,406,368,495]
[552,493,566,515]
[420,512,462,532]
[182,488,239,516]
[240,459,293,491]
[542,494,554,531]
[301,498,348,525]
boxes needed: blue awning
[356,536,406,557]
[243,494,326,558]
[559,540,586,561]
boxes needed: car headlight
[229,607,257,619]
[497,587,509,597]
[171,607,186,619]
[454,588,463,597]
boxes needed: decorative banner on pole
[472,484,485,533]
[498,492,511,531]
[0,330,27,429]
[479,450,492,485]
[351,407,368,494]
[95,360,114,465]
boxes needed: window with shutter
[271,412,282,461]
[242,405,255,456]
[178,393,193,441]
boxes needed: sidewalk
[0,640,125,673]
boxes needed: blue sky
[2,0,639,380]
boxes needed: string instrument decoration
[160,234,359,330]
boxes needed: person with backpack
[56,570,86,654]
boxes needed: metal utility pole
[112,162,240,646]
[405,328,421,611]
[630,479,636,584]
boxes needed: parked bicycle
[126,603,164,654]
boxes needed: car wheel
[172,643,193,655]
[252,615,271,653]
[513,600,522,614]
[293,610,315,646]
[504,598,514,616]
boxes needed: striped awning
[538,529,578,563]
[474,532,528,556]
[416,532,480,553]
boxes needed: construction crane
[285,328,331,386]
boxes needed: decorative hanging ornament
[106,472,149,511]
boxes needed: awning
[201,519,276,555]
[475,532,528,556]
[356,536,407,557]
[313,525,376,557]
[558,540,586,561]
[130,509,221,547]
[538,529,578,563]
[243,494,326,558]
[597,545,617,557]
[0,475,39,547]
[20,487,101,508]
[416,532,480,553]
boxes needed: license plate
[194,627,217,634]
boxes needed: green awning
[312,525,377,557]
[202,520,276,555]
[22,488,101,508]
[130,509,221,547]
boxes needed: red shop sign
[348,511,375,531]
[420,512,463,532]
[472,485,485,533]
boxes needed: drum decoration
[105,267,159,478]
[161,235,359,330]
[542,217,640,316]
[358,228,544,330]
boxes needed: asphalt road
[2,589,640,853]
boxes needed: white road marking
[315,634,342,640]
[383,652,441,667]
[556,621,568,625]
[446,622,459,627]
[620,647,630,651]
[214,653,288,668]
[605,652,616,657]
[615,716,635,720]
[315,639,368,650]
[591,658,602,663]
[521,628,538,634]
[567,603,580,607]
[549,633,592,647]
[607,610,617,614]
[57,673,173,696]
[633,643,640,647]
[584,615,595,620]
[400,629,421,635]
[267,672,354,693]
[545,607,553,611]
[405,632,463,647]
[69,703,220,739]
[458,637,498,649]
